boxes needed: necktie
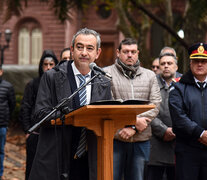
[74,74,88,159]
[77,74,88,106]
[198,82,206,91]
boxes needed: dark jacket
[149,74,180,165]
[29,60,112,180]
[19,49,58,133]
[169,70,207,150]
[0,78,16,126]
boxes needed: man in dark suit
[29,28,112,180]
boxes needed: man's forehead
[191,58,207,61]
[121,44,138,49]
[153,59,159,64]
[75,34,97,46]
[43,59,55,63]
[162,50,174,54]
[160,56,175,62]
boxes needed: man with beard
[159,46,182,78]
[104,38,161,180]
[147,52,181,180]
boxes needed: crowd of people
[0,27,207,180]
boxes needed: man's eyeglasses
[152,65,159,69]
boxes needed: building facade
[0,1,122,93]
[0,1,120,67]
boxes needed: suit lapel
[53,61,79,110]
[67,62,80,109]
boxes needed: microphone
[89,62,112,79]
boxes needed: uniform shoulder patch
[172,77,181,82]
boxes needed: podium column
[97,119,114,180]
[52,104,155,180]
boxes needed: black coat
[0,78,16,126]
[19,49,58,133]
[169,70,207,150]
[19,77,40,133]
[29,61,112,180]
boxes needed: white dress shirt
[71,62,92,105]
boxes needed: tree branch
[130,0,189,50]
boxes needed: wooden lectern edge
[50,104,155,135]
[51,104,155,125]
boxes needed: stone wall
[2,65,38,94]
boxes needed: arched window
[18,28,30,65]
[18,19,42,65]
[31,28,42,64]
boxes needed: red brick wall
[0,0,67,64]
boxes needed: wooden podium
[52,104,155,180]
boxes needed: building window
[31,28,42,64]
[18,27,42,65]
[18,28,30,65]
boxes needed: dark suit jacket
[29,61,112,180]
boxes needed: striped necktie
[77,74,88,106]
[74,74,88,159]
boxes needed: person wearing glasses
[151,58,160,74]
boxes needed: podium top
[51,104,155,128]
[67,104,155,117]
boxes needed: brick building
[0,1,120,67]
[0,1,121,93]
[0,0,188,93]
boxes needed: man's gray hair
[160,46,176,57]
[159,53,178,64]
[71,28,101,49]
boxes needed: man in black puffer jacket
[0,66,16,180]
[19,49,58,180]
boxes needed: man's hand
[119,127,136,140]
[199,130,207,146]
[163,127,176,141]
[135,117,151,132]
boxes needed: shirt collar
[71,61,91,77]
[160,76,172,88]
[194,76,207,88]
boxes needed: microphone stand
[28,73,100,134]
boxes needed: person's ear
[116,49,120,58]
[95,48,102,59]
